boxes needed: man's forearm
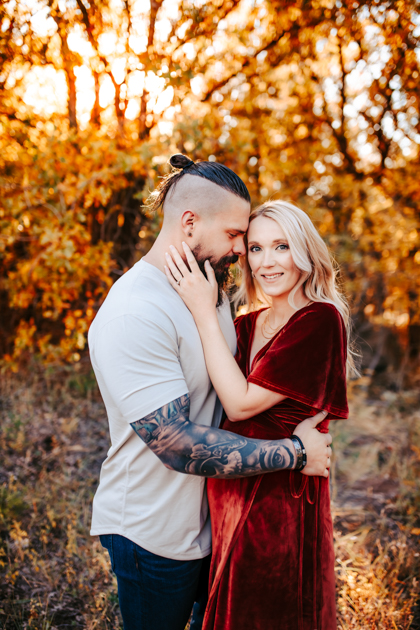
[131,394,296,478]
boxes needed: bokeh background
[0,0,419,628]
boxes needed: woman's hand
[164,242,218,323]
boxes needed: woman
[164,200,352,630]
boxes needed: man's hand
[293,411,332,478]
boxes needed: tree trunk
[138,89,149,139]
[408,292,420,361]
[90,70,101,126]
[65,61,78,130]
[138,0,163,138]
[408,322,420,361]
[52,11,78,131]
[114,82,125,136]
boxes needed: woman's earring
[251,272,256,278]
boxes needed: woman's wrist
[195,309,219,333]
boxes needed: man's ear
[180,210,197,238]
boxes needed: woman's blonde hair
[234,200,358,376]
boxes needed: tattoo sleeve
[130,394,296,478]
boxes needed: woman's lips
[260,272,284,282]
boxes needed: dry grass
[0,367,419,629]
[332,385,420,629]
[0,366,122,629]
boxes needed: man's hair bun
[169,154,194,169]
[145,152,250,216]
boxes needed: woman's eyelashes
[249,244,289,253]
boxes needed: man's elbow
[156,451,185,474]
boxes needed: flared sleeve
[247,302,349,419]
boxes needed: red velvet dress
[203,302,349,630]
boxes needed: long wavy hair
[234,200,358,376]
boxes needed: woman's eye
[249,246,261,252]
[277,244,289,251]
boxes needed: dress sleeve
[247,303,349,419]
[233,313,253,375]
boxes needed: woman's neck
[270,289,307,326]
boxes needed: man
[88,155,332,630]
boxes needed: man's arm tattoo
[130,394,296,478]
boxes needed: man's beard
[192,246,238,307]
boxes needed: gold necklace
[261,301,314,340]
[261,309,288,340]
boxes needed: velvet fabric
[203,302,349,630]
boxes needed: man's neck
[143,231,184,274]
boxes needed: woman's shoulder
[234,308,265,329]
[307,301,343,320]
[294,302,345,336]
[234,309,267,342]
[291,301,345,337]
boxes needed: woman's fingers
[309,411,328,427]
[168,245,191,276]
[164,264,181,291]
[204,260,217,286]
[323,468,329,478]
[182,241,201,273]
[165,252,184,283]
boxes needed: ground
[0,367,419,629]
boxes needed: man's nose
[233,237,246,257]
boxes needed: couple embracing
[88,154,351,630]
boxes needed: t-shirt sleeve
[247,304,348,419]
[89,312,188,424]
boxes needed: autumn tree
[1,0,419,382]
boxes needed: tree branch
[170,0,242,55]
[313,37,360,177]
[139,0,163,139]
[49,5,78,129]
[202,29,286,103]
[75,0,119,91]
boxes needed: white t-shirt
[88,259,236,560]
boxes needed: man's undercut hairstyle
[146,154,251,213]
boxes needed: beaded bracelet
[290,435,307,471]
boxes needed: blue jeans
[100,534,210,630]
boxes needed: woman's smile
[259,271,284,282]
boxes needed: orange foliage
[1,0,420,373]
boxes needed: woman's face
[247,215,302,299]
